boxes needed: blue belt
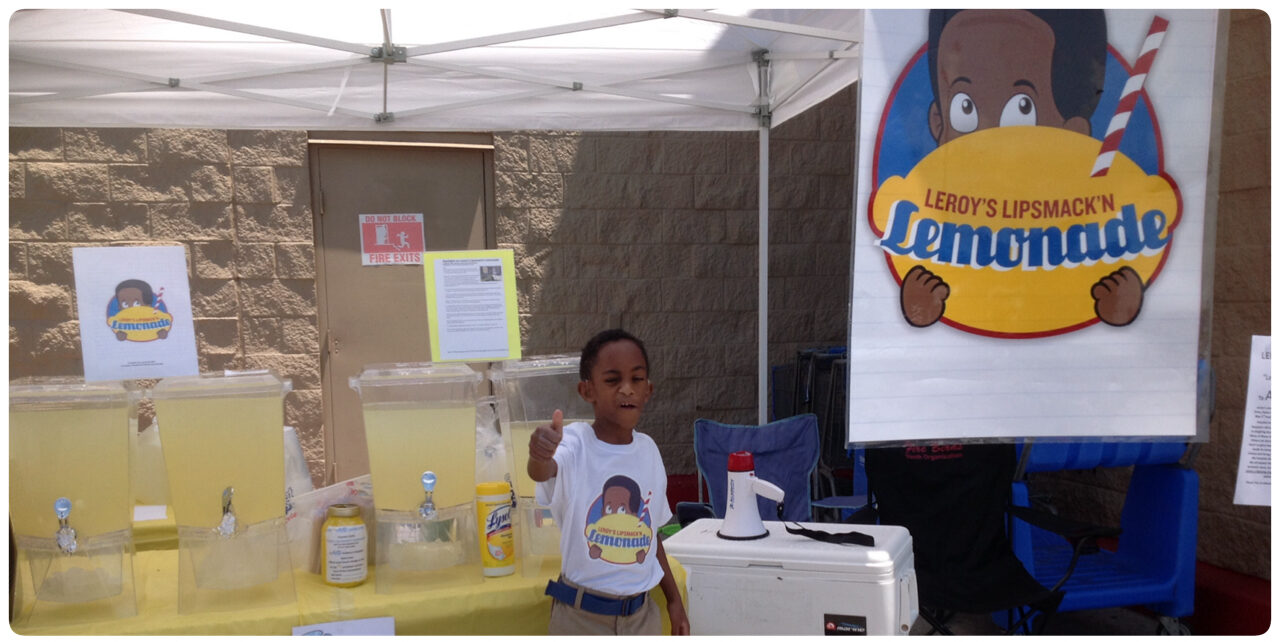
[545,578,647,617]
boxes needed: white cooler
[664,519,918,635]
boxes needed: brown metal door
[310,138,494,483]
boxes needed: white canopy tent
[10,8,865,422]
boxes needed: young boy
[528,329,690,635]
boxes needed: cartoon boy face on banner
[869,9,1180,337]
[582,475,654,565]
[106,278,174,342]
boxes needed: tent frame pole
[756,50,772,425]
[758,122,770,425]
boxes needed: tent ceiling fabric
[10,8,863,131]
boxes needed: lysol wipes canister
[476,481,515,576]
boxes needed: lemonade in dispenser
[8,377,139,624]
[349,362,484,593]
[149,371,295,614]
[490,355,594,577]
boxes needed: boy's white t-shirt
[536,421,673,597]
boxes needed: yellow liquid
[8,406,132,538]
[155,395,285,527]
[508,419,591,498]
[363,404,476,511]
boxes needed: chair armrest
[676,501,715,527]
[1007,504,1121,542]
[1007,504,1123,593]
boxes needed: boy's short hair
[927,9,1108,124]
[579,329,650,381]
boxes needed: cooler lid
[348,362,483,392]
[9,377,133,407]
[488,354,580,382]
[663,519,913,577]
[150,370,290,400]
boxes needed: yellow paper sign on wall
[423,249,521,362]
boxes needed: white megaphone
[717,451,785,540]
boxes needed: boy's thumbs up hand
[529,409,564,462]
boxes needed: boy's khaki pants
[547,577,661,635]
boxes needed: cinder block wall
[7,88,854,484]
[1031,10,1270,579]
[493,87,855,473]
[8,129,326,482]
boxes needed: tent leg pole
[758,123,769,425]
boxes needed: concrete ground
[909,606,1178,636]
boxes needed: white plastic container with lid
[322,503,368,587]
[663,520,918,635]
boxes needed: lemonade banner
[849,10,1221,443]
[73,246,199,382]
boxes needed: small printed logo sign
[823,614,867,636]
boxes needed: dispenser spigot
[54,497,77,555]
[418,471,437,520]
[215,486,239,538]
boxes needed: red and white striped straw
[1090,15,1169,177]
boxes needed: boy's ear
[577,379,593,403]
[929,100,944,143]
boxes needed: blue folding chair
[686,414,821,523]
[1010,440,1198,634]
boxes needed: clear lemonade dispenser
[490,355,594,578]
[9,378,139,625]
[349,362,484,593]
[149,371,295,614]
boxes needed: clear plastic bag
[17,529,132,604]
[285,475,376,574]
[475,396,511,486]
[132,420,171,506]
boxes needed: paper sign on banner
[72,246,199,382]
[293,616,395,636]
[1233,336,1271,506]
[359,213,425,266]
[423,249,521,362]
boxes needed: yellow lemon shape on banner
[107,305,174,342]
[870,127,1180,337]
[585,512,652,564]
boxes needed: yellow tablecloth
[11,547,688,635]
[130,514,178,552]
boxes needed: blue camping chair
[685,414,821,524]
[1010,440,1198,634]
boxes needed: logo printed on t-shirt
[582,474,653,565]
